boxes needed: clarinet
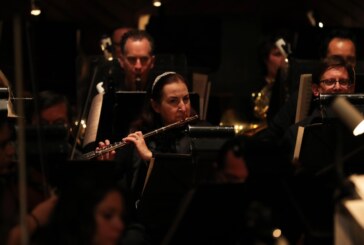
[78,115,198,160]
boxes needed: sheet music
[83,93,104,147]
[192,73,209,120]
[0,70,17,117]
[295,74,312,123]
[293,126,305,162]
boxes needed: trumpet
[78,115,199,160]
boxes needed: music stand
[299,121,364,176]
[137,153,195,245]
[52,160,117,193]
[161,183,247,245]
[188,125,235,183]
[25,125,69,180]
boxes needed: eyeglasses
[319,78,352,87]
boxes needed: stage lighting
[332,96,364,136]
[30,0,41,16]
[153,0,162,7]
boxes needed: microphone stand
[13,15,29,245]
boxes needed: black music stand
[188,125,236,183]
[137,153,195,245]
[294,120,364,243]
[52,160,117,193]
[161,183,247,245]
[25,125,69,182]
[299,120,364,176]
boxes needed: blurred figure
[0,112,59,245]
[320,28,357,67]
[29,90,82,159]
[215,137,249,183]
[252,36,288,121]
[220,35,289,135]
[30,90,72,127]
[43,180,126,245]
[111,26,134,59]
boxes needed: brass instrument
[252,83,273,120]
[79,115,198,160]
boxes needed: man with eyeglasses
[283,56,355,153]
[276,52,357,245]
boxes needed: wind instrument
[79,115,198,160]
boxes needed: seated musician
[29,90,82,159]
[282,56,355,158]
[0,112,58,245]
[280,56,356,245]
[97,72,206,203]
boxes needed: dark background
[1,0,364,123]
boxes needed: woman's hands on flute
[122,131,153,161]
[97,139,116,160]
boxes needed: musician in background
[91,29,155,94]
[215,137,249,183]
[255,28,358,143]
[283,56,355,160]
[0,111,58,245]
[319,28,357,67]
[117,30,155,91]
[29,90,82,159]
[98,72,202,202]
[281,56,356,245]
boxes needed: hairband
[151,71,176,93]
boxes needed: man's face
[312,66,354,96]
[327,38,356,67]
[33,102,69,127]
[119,38,155,90]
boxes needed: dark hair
[120,30,155,56]
[312,56,355,85]
[44,179,125,244]
[131,72,190,131]
[319,28,357,60]
[29,90,72,124]
[258,35,284,76]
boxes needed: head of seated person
[215,137,249,183]
[320,29,357,67]
[30,90,72,128]
[311,56,355,97]
[132,71,194,130]
[118,29,155,91]
[44,180,126,244]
